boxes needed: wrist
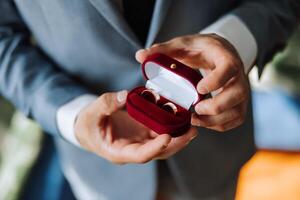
[56,94,97,147]
[208,33,244,69]
[200,15,258,73]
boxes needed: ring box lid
[142,53,203,109]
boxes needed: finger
[175,50,213,69]
[95,90,128,118]
[191,104,244,127]
[154,128,198,159]
[195,80,248,116]
[119,134,172,164]
[136,44,212,70]
[207,116,245,132]
[135,42,181,63]
[197,50,240,94]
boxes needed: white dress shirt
[56,15,258,147]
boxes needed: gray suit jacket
[0,0,299,199]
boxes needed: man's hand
[74,90,197,164]
[136,34,250,132]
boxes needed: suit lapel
[145,0,173,48]
[89,0,141,48]
[89,0,172,48]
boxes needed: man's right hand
[74,90,197,164]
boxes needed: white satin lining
[144,62,198,109]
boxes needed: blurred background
[0,27,299,200]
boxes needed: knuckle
[199,117,214,127]
[215,125,227,132]
[210,37,223,47]
[170,36,181,42]
[191,119,201,127]
[110,158,125,165]
[107,154,124,165]
[231,107,242,118]
[237,108,246,119]
[221,52,239,67]
[101,93,112,104]
[193,119,206,127]
[238,83,249,96]
[236,106,247,120]
[211,77,223,90]
[238,115,246,123]
[211,104,223,115]
[233,117,245,128]
[224,53,233,62]
[229,63,239,76]
[228,110,238,121]
[134,151,152,164]
[204,121,214,127]
[194,121,207,127]
[112,161,125,165]
[174,35,188,41]
[233,120,243,129]
[235,112,244,121]
[151,43,164,49]
[180,36,193,45]
[136,157,150,164]
[229,58,241,69]
[151,43,160,48]
[218,52,231,64]
[156,156,168,160]
[236,88,245,99]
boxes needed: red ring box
[126,53,203,136]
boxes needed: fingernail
[197,83,209,94]
[117,90,128,103]
[136,49,146,54]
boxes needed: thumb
[97,90,128,116]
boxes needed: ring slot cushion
[126,53,203,136]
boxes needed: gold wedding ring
[162,102,178,114]
[141,89,178,114]
[141,89,160,103]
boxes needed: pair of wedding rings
[141,89,178,115]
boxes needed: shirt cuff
[56,94,97,147]
[201,15,258,73]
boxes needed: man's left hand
[136,34,250,132]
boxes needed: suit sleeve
[232,0,300,75]
[0,1,91,135]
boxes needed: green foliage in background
[272,27,300,95]
[0,98,43,200]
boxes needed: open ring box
[126,53,203,136]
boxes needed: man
[0,0,299,199]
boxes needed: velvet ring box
[126,53,203,136]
